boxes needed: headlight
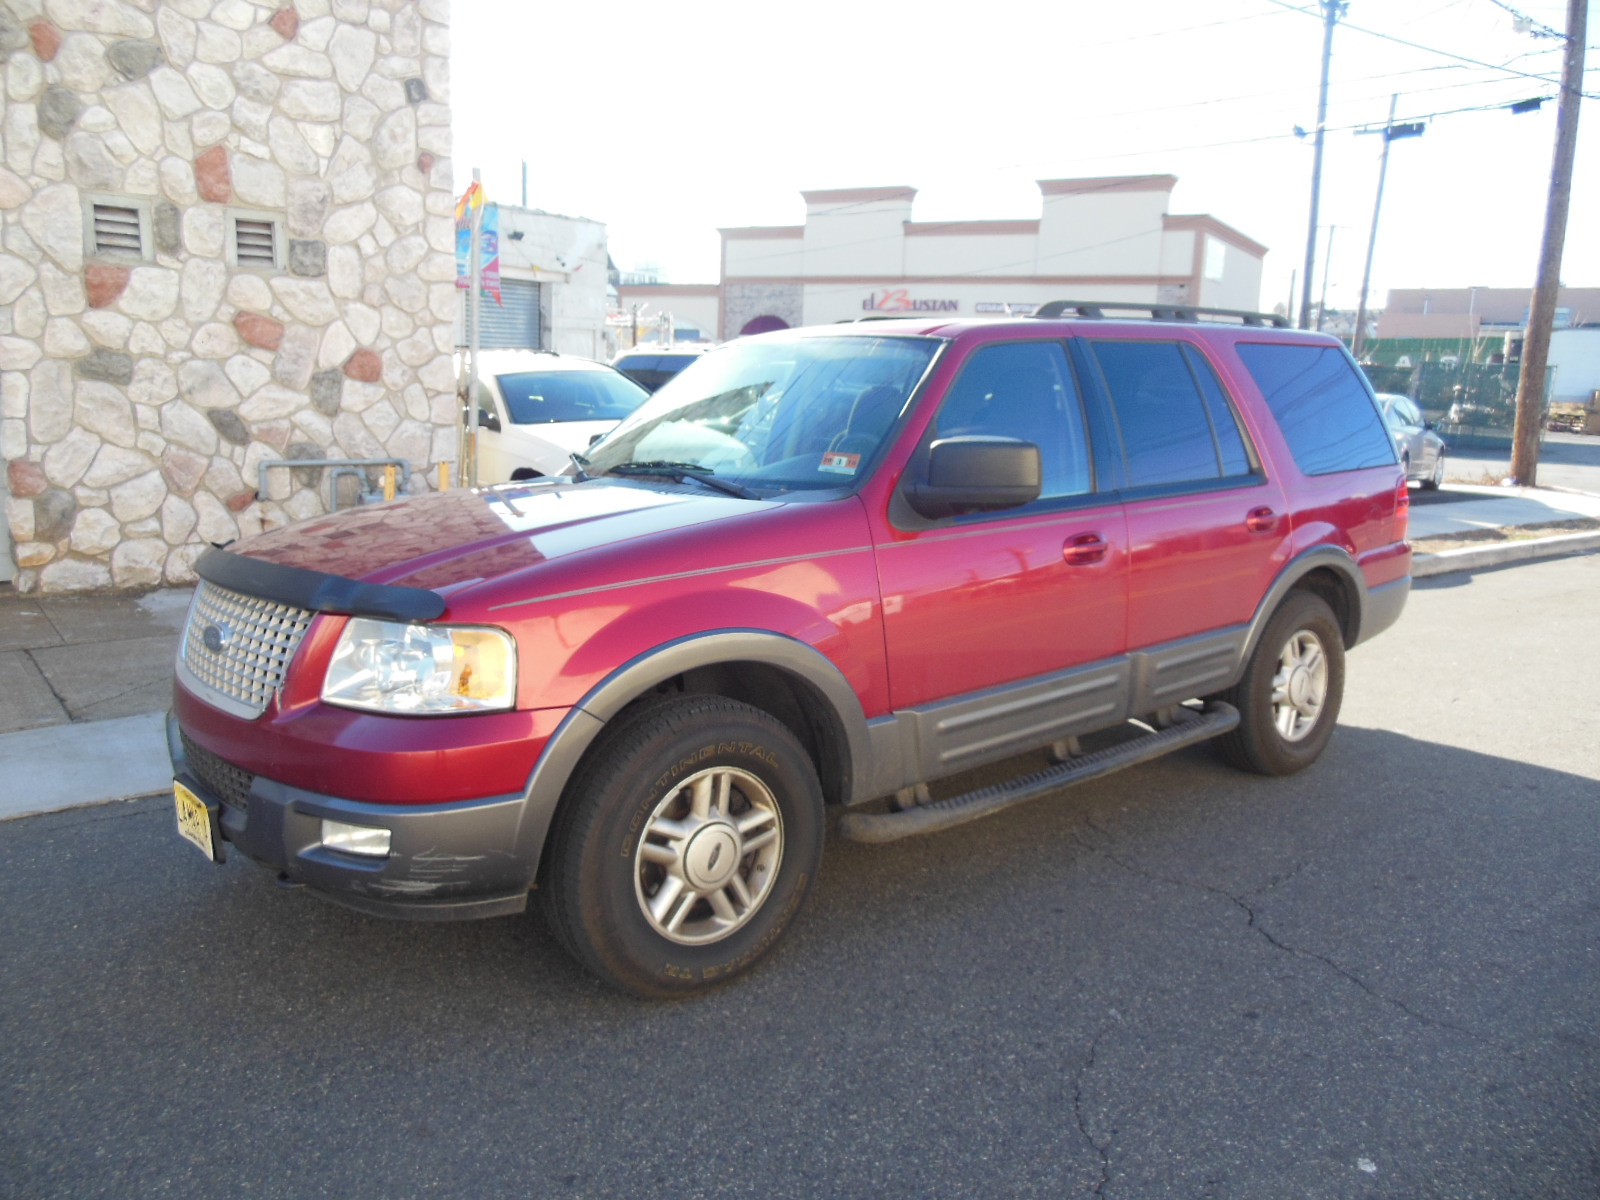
[321,618,516,714]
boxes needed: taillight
[1394,477,1410,541]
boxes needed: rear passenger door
[1075,338,1290,703]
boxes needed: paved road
[3,554,1598,1199]
[1446,430,1600,493]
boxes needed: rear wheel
[542,695,824,997]
[1421,451,1445,490]
[1214,591,1344,776]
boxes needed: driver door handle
[1063,533,1108,565]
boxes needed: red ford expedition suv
[170,302,1411,997]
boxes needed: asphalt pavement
[2,547,1596,1199]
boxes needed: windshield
[495,369,649,425]
[584,335,940,493]
[614,354,703,394]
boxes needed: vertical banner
[480,203,501,305]
[455,183,501,305]
[454,180,482,290]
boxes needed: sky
[450,0,1597,317]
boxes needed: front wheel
[542,696,824,997]
[1213,591,1345,776]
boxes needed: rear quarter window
[1235,343,1396,475]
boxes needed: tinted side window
[1236,344,1396,475]
[1182,344,1255,477]
[1089,341,1227,488]
[934,341,1091,500]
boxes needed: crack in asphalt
[1072,1012,1118,1198]
[1075,818,1491,1045]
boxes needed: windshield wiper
[568,451,591,481]
[605,461,759,499]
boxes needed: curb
[1412,528,1600,578]
[0,711,171,822]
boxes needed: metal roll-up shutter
[457,278,542,349]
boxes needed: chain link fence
[1360,361,1552,450]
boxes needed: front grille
[181,580,314,717]
[182,733,254,812]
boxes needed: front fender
[510,630,875,882]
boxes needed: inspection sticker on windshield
[819,452,861,475]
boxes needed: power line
[1479,0,1567,40]
[1263,0,1598,95]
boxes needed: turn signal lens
[321,618,516,714]
[1395,477,1411,541]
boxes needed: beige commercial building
[1377,287,1600,339]
[618,176,1268,342]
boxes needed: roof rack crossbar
[1029,300,1289,328]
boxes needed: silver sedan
[1376,392,1447,489]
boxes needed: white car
[465,350,651,482]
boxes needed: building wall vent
[92,203,145,256]
[82,195,152,261]
[232,215,281,269]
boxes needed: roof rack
[1028,300,1290,328]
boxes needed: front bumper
[168,713,537,921]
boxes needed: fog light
[320,819,392,858]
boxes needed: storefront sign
[862,289,958,313]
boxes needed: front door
[874,340,1129,770]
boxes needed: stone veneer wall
[720,282,800,341]
[0,0,456,592]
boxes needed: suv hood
[231,479,769,595]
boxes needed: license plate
[174,780,219,861]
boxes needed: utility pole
[1299,0,1344,330]
[1315,225,1338,331]
[1356,96,1395,360]
[1510,0,1587,487]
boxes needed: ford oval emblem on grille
[201,622,232,653]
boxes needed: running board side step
[837,703,1239,844]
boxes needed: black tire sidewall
[551,698,824,996]
[1230,592,1345,776]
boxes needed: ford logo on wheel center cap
[201,623,232,653]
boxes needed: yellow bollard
[382,464,397,501]
[439,462,450,490]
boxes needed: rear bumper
[168,713,537,921]
[1355,575,1411,647]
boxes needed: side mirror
[479,410,502,433]
[904,436,1041,519]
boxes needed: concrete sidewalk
[0,587,189,819]
[1,482,1597,822]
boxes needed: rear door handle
[1063,533,1108,565]
[1245,507,1280,533]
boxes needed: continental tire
[1214,591,1345,777]
[542,695,824,998]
